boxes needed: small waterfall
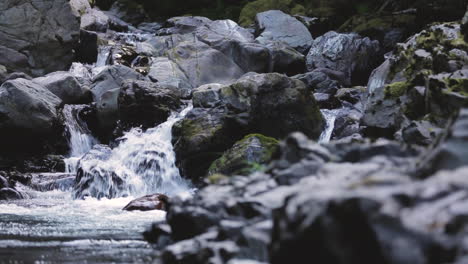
[62,105,99,173]
[319,109,341,143]
[74,104,194,199]
[96,46,112,67]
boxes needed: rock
[33,72,92,104]
[122,193,168,211]
[173,73,323,180]
[0,187,23,200]
[0,65,7,84]
[208,134,279,176]
[91,65,146,132]
[238,0,305,27]
[147,57,192,98]
[362,23,468,140]
[335,87,366,105]
[167,41,244,88]
[0,0,80,76]
[70,0,91,17]
[118,80,182,130]
[264,41,306,76]
[306,31,381,86]
[0,78,63,151]
[462,6,468,40]
[196,19,270,74]
[159,16,212,35]
[255,10,313,54]
[416,108,468,177]
[293,69,342,94]
[81,9,110,32]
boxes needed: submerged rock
[123,193,168,211]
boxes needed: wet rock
[362,23,468,140]
[167,41,244,88]
[0,0,80,76]
[0,78,63,152]
[0,65,7,84]
[462,6,468,40]
[293,69,343,94]
[91,65,146,132]
[306,31,381,86]
[208,134,279,176]
[76,30,99,64]
[335,87,366,105]
[147,57,192,98]
[0,187,23,200]
[173,73,323,180]
[255,10,313,54]
[81,9,110,32]
[33,72,92,104]
[264,41,306,76]
[159,16,212,35]
[118,80,182,130]
[123,193,168,211]
[196,19,270,74]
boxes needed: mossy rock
[208,134,279,176]
[384,81,410,98]
[238,0,304,26]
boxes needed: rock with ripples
[123,193,168,211]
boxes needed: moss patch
[385,81,410,98]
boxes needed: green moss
[206,173,228,184]
[385,81,410,98]
[446,78,468,96]
[207,133,279,177]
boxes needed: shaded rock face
[33,72,92,104]
[208,134,279,177]
[123,193,169,211]
[147,57,192,99]
[306,31,381,86]
[118,80,182,130]
[90,65,146,135]
[0,78,66,154]
[172,73,323,180]
[362,23,468,141]
[0,0,80,77]
[255,10,313,54]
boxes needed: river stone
[118,80,182,130]
[255,10,313,54]
[122,193,168,211]
[264,41,306,76]
[147,57,192,98]
[91,65,146,131]
[173,73,323,180]
[208,134,279,177]
[167,41,244,88]
[0,0,80,76]
[0,78,62,133]
[33,72,92,104]
[306,31,381,86]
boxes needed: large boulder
[255,10,313,54]
[167,41,244,88]
[0,0,80,76]
[33,71,92,104]
[118,80,182,130]
[173,73,323,180]
[147,57,192,98]
[306,31,381,85]
[0,78,63,152]
[208,134,279,177]
[90,65,146,132]
[362,23,468,140]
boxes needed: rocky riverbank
[1,0,468,263]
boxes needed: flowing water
[0,103,193,263]
[319,109,341,143]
